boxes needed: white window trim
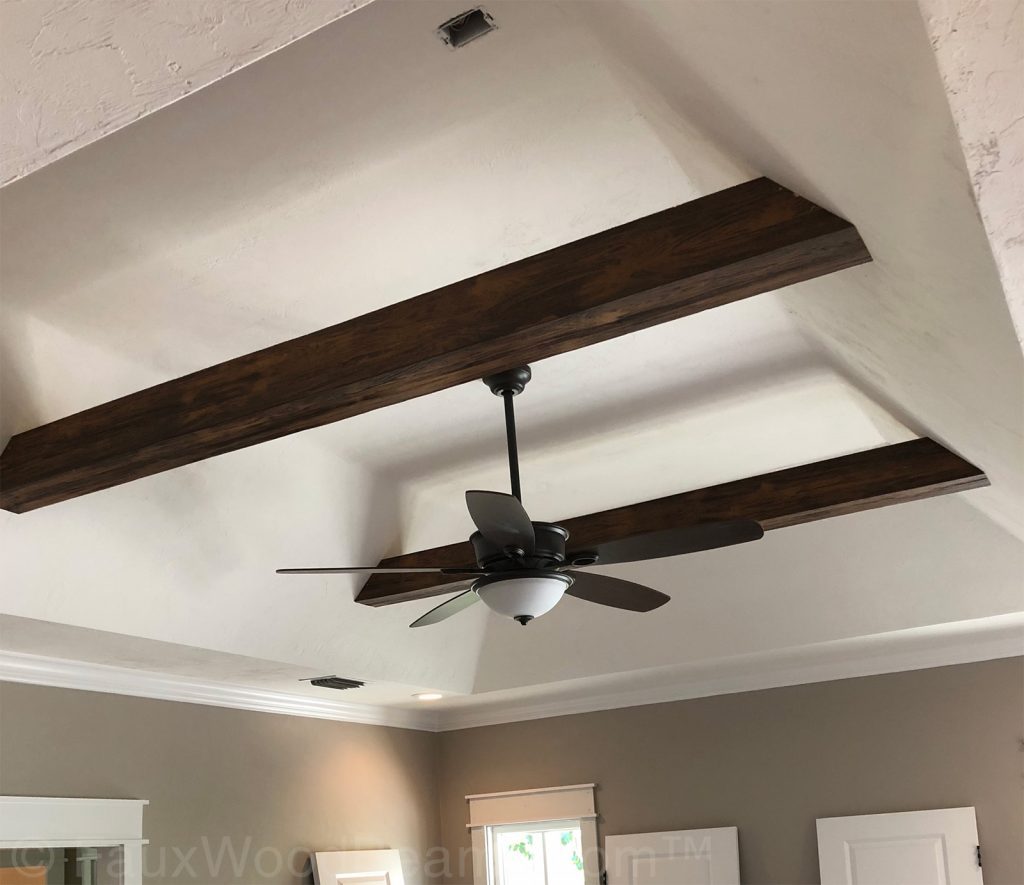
[466,785,598,885]
[0,797,148,885]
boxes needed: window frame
[0,797,147,885]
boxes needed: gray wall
[0,683,440,884]
[2,660,1021,885]
[436,658,1024,885]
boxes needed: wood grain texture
[355,438,987,606]
[0,177,869,513]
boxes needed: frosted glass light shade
[476,573,572,621]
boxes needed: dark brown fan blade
[465,490,536,554]
[567,520,763,567]
[276,566,481,575]
[409,585,480,628]
[563,571,670,612]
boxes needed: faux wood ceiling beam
[0,177,870,513]
[355,438,987,607]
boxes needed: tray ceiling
[1,0,1020,716]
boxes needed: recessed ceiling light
[414,692,444,701]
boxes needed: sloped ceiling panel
[566,0,1024,539]
[0,0,374,184]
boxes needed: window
[489,821,585,885]
[465,785,597,885]
[0,847,101,884]
[0,798,147,885]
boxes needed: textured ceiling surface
[920,0,1024,346]
[0,0,374,184]
[0,0,1021,713]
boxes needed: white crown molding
[435,614,1024,731]
[1,616,1020,734]
[0,650,439,732]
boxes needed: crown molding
[0,650,439,732]
[1,615,1020,734]
[434,613,1024,731]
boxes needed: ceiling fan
[278,367,764,627]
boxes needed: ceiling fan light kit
[475,572,573,625]
[279,366,765,627]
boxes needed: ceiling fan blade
[465,490,536,554]
[409,585,480,628]
[568,519,763,567]
[276,566,481,575]
[563,571,670,612]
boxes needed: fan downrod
[482,366,532,502]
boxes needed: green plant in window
[559,831,584,871]
[506,830,584,873]
[508,834,535,860]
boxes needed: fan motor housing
[471,521,568,569]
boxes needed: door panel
[311,850,405,885]
[817,808,983,885]
[631,855,711,885]
[605,828,740,885]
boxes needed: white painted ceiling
[1,0,1021,717]
[0,0,373,184]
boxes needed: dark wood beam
[0,177,869,513]
[355,438,987,607]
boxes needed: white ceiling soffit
[0,0,376,185]
[1,611,1020,731]
[0,0,1022,715]
[919,0,1024,348]
[436,612,1024,730]
[0,613,438,713]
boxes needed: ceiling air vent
[304,676,365,691]
[437,8,496,49]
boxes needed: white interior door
[605,828,740,885]
[817,807,983,885]
[311,850,406,885]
